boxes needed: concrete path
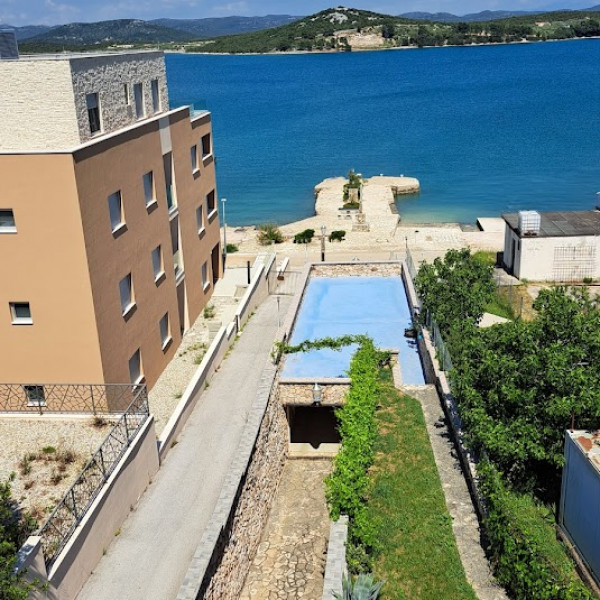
[406,386,508,600]
[77,294,291,600]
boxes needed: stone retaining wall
[278,382,350,406]
[312,262,401,278]
[176,368,288,600]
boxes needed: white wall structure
[0,51,168,151]
[560,431,600,588]
[503,210,600,282]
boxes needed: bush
[257,223,284,245]
[329,230,346,242]
[293,229,315,244]
[225,243,238,253]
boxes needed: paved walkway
[77,294,291,600]
[406,386,508,600]
[240,459,332,600]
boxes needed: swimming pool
[282,276,425,385]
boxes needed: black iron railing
[0,383,144,414]
[36,386,150,567]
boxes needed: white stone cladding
[69,52,169,144]
[0,51,169,151]
[0,60,80,151]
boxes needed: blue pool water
[282,276,425,384]
[166,40,600,226]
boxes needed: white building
[502,210,600,282]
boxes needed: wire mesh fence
[0,383,144,414]
[37,386,150,567]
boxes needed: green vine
[275,334,369,356]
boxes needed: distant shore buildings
[0,49,221,390]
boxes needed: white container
[518,210,541,235]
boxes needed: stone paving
[240,459,332,600]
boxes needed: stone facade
[0,59,80,150]
[70,52,168,144]
[311,263,402,278]
[278,382,349,406]
[0,51,168,151]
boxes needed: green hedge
[478,461,593,600]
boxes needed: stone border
[322,516,348,600]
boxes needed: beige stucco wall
[0,153,104,383]
[70,52,169,144]
[0,60,80,151]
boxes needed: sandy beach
[223,175,506,268]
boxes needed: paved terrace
[76,294,291,600]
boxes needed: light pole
[221,198,227,269]
[321,224,327,262]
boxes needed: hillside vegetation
[192,6,600,53]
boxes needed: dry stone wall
[279,382,349,406]
[312,263,401,278]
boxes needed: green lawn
[369,370,477,600]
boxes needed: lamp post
[221,198,227,269]
[312,382,322,406]
[321,224,327,262]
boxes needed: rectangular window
[134,83,145,119]
[190,145,198,173]
[151,79,160,113]
[201,133,211,157]
[202,261,209,290]
[124,83,130,105]
[0,209,16,233]
[119,274,134,315]
[10,302,32,325]
[196,205,204,233]
[108,191,124,232]
[159,313,171,349]
[152,245,164,281]
[207,190,216,217]
[128,349,143,384]
[86,93,101,134]
[24,385,45,407]
[143,171,155,207]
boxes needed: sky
[0,0,596,26]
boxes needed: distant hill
[192,6,600,54]
[26,19,195,46]
[0,24,53,40]
[400,10,534,22]
[151,15,301,38]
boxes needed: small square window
[151,79,160,113]
[152,245,164,281]
[201,133,211,157]
[196,205,204,233]
[202,262,210,290]
[86,93,101,134]
[143,172,155,207]
[10,302,32,325]
[129,349,143,384]
[24,385,45,407]
[119,274,135,315]
[0,209,16,233]
[108,191,124,233]
[159,313,171,349]
[191,145,198,173]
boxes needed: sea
[166,39,600,227]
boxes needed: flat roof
[503,210,600,238]
[9,50,162,62]
[568,430,600,475]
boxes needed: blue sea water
[166,40,600,226]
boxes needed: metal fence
[405,247,418,282]
[425,311,454,373]
[37,386,150,567]
[0,383,145,414]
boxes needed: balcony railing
[0,383,145,414]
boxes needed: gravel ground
[0,416,116,522]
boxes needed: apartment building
[0,50,221,390]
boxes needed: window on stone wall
[134,83,145,119]
[151,79,160,113]
[86,93,101,134]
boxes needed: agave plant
[333,573,384,600]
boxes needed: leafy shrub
[257,223,284,245]
[293,229,315,244]
[225,243,238,253]
[329,230,346,242]
[203,304,216,319]
[342,202,360,209]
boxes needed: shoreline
[176,35,599,57]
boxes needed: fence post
[90,385,96,415]
[70,489,78,520]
